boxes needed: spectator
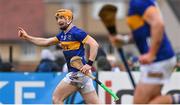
[36,49,60,72]
[176,62,180,71]
[96,56,111,71]
[96,47,107,60]
[176,54,180,71]
[127,53,140,71]
[53,45,65,70]
[107,55,121,72]
[0,53,14,72]
[0,62,14,72]
[86,46,108,71]
[0,54,2,64]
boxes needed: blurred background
[0,0,180,72]
[0,0,180,104]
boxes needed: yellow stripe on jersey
[55,37,60,42]
[60,41,81,51]
[82,35,90,44]
[126,15,145,31]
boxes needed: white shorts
[140,56,177,84]
[62,71,95,94]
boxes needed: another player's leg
[149,95,172,104]
[134,85,180,104]
[134,57,177,104]
[148,57,180,104]
[133,83,162,104]
[149,93,180,104]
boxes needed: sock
[172,94,180,104]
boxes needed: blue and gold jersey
[56,26,90,72]
[127,0,174,62]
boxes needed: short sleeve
[132,0,155,16]
[74,29,88,43]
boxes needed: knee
[52,95,64,104]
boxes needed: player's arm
[143,6,164,57]
[109,34,133,48]
[80,35,99,74]
[18,27,59,46]
[84,35,99,61]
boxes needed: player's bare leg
[52,81,78,104]
[81,90,101,104]
[149,94,180,104]
[133,83,162,104]
[149,95,173,104]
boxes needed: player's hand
[80,64,91,75]
[18,27,29,40]
[109,35,124,48]
[139,52,156,64]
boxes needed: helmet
[55,9,73,21]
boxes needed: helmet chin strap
[67,19,72,25]
[60,20,72,31]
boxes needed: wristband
[87,60,94,66]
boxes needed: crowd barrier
[1,72,180,104]
[0,72,93,104]
[98,71,180,104]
